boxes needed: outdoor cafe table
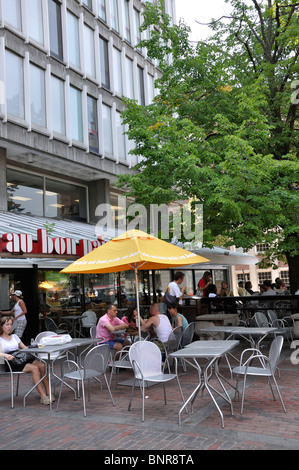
[24,338,98,410]
[170,340,239,428]
[200,326,277,349]
[61,314,82,337]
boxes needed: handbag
[11,350,35,367]
[163,290,177,306]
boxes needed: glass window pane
[99,36,110,89]
[38,271,82,313]
[67,11,80,69]
[45,179,87,221]
[110,0,119,32]
[5,51,24,119]
[137,66,145,106]
[84,24,96,78]
[116,111,126,160]
[123,0,131,42]
[134,8,141,49]
[30,64,46,127]
[125,56,134,99]
[51,75,65,135]
[113,48,122,95]
[2,0,22,30]
[82,0,92,10]
[7,168,43,216]
[27,0,44,44]
[87,96,99,152]
[48,0,63,60]
[102,104,113,154]
[97,0,106,22]
[70,86,83,142]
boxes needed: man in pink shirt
[96,304,129,354]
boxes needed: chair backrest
[254,311,269,327]
[90,325,97,338]
[83,344,110,377]
[181,322,195,347]
[267,310,278,326]
[129,341,162,379]
[35,331,56,342]
[158,303,167,315]
[167,326,183,353]
[45,318,58,331]
[81,310,97,327]
[268,336,284,372]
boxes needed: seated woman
[206,284,224,312]
[121,305,145,329]
[0,316,52,405]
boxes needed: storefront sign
[0,229,105,257]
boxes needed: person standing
[0,291,27,339]
[197,271,212,297]
[166,271,186,306]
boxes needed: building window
[280,271,289,285]
[99,36,110,89]
[2,0,22,31]
[51,75,65,135]
[67,11,81,69]
[30,64,46,128]
[102,103,113,155]
[7,168,87,222]
[97,0,106,22]
[148,73,155,103]
[84,24,96,78]
[134,8,141,50]
[116,111,126,160]
[137,65,145,106]
[70,86,83,142]
[258,272,272,284]
[27,0,44,45]
[125,56,134,99]
[48,0,63,60]
[256,243,270,253]
[237,273,250,283]
[113,47,123,95]
[45,179,87,221]
[123,0,131,43]
[7,168,44,216]
[82,0,92,10]
[5,50,24,119]
[87,96,99,153]
[111,0,119,32]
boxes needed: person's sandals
[40,396,50,405]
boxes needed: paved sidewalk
[0,341,298,451]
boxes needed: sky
[175,0,231,41]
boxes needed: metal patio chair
[233,336,286,414]
[56,343,115,416]
[128,340,184,422]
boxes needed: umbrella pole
[134,264,142,341]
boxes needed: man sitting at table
[141,303,172,345]
[96,304,129,355]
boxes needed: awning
[179,244,258,267]
[0,211,114,243]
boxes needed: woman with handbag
[0,316,52,405]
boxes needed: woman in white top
[0,316,51,405]
[0,290,27,338]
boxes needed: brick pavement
[0,340,298,451]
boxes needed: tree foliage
[118,0,299,290]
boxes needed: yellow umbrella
[61,229,209,339]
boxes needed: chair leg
[240,374,247,414]
[141,379,145,422]
[10,374,14,409]
[270,375,286,413]
[128,378,136,411]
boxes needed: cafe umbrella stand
[61,229,209,340]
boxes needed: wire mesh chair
[56,343,115,416]
[233,335,286,414]
[128,340,184,422]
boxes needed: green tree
[118,0,299,292]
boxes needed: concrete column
[88,178,110,224]
[0,147,7,211]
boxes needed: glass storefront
[7,168,87,222]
